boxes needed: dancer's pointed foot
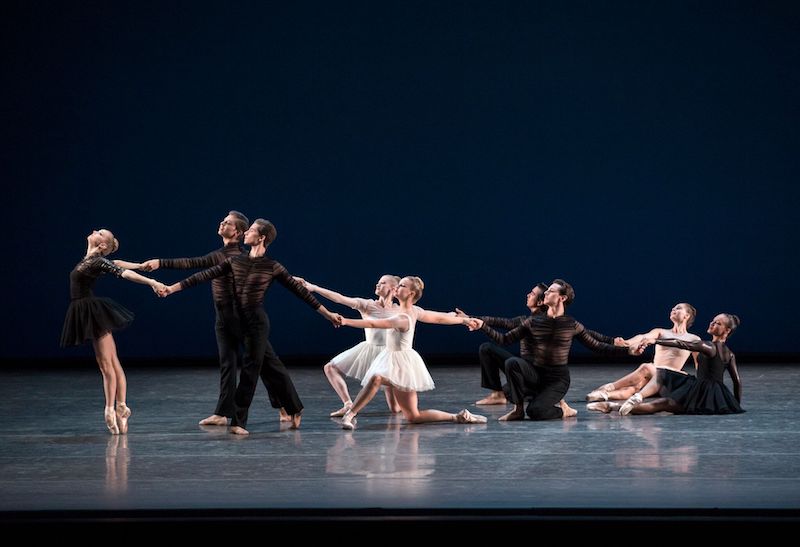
[475,391,508,405]
[587,401,621,413]
[330,402,353,417]
[199,414,228,426]
[455,409,488,424]
[104,407,119,435]
[498,406,524,421]
[341,411,357,430]
[559,399,578,418]
[290,412,302,430]
[229,426,249,435]
[619,393,643,416]
[115,402,131,434]
[586,390,609,402]
[599,383,615,392]
[279,408,292,422]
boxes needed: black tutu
[657,368,744,415]
[60,296,135,347]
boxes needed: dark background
[3,1,798,363]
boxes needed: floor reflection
[104,435,129,494]
[326,417,440,480]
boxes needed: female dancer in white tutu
[60,229,165,434]
[295,275,402,416]
[338,276,487,430]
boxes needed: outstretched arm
[417,308,478,327]
[293,277,360,308]
[619,328,663,349]
[120,269,166,293]
[113,259,145,270]
[342,315,410,332]
[652,337,716,357]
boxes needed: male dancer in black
[455,283,548,405]
[471,279,637,421]
[161,219,342,434]
[140,211,289,425]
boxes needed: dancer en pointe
[586,303,700,408]
[602,313,744,416]
[60,229,165,434]
[160,219,342,435]
[294,275,402,416]
[338,276,488,430]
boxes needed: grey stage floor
[1,363,799,525]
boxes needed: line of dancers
[60,213,744,435]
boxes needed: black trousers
[213,304,284,418]
[232,307,303,428]
[505,360,570,421]
[479,342,530,395]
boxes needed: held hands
[614,336,627,347]
[453,307,468,318]
[628,337,655,355]
[327,312,343,328]
[151,282,167,296]
[140,259,160,272]
[155,283,180,298]
[467,318,484,331]
[293,276,317,292]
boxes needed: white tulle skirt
[331,341,385,381]
[361,349,435,392]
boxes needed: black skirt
[657,368,744,415]
[60,296,135,347]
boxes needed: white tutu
[331,341,386,381]
[362,348,435,392]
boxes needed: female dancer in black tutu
[60,229,165,434]
[608,313,744,416]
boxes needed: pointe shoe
[586,390,609,402]
[229,426,249,435]
[599,383,615,392]
[455,409,488,424]
[104,407,120,435]
[619,393,643,416]
[290,412,302,430]
[199,415,228,426]
[587,401,620,413]
[330,402,353,417]
[341,411,357,430]
[115,403,131,434]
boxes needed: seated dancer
[586,303,700,406]
[295,275,402,415]
[471,279,639,421]
[599,313,743,416]
[61,229,165,434]
[159,219,341,435]
[337,276,488,430]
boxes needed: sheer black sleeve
[274,263,322,310]
[584,329,615,345]
[478,315,525,330]
[480,316,533,346]
[655,338,716,357]
[179,259,232,289]
[95,257,125,277]
[574,323,628,355]
[160,250,224,270]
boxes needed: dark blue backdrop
[3,1,798,361]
